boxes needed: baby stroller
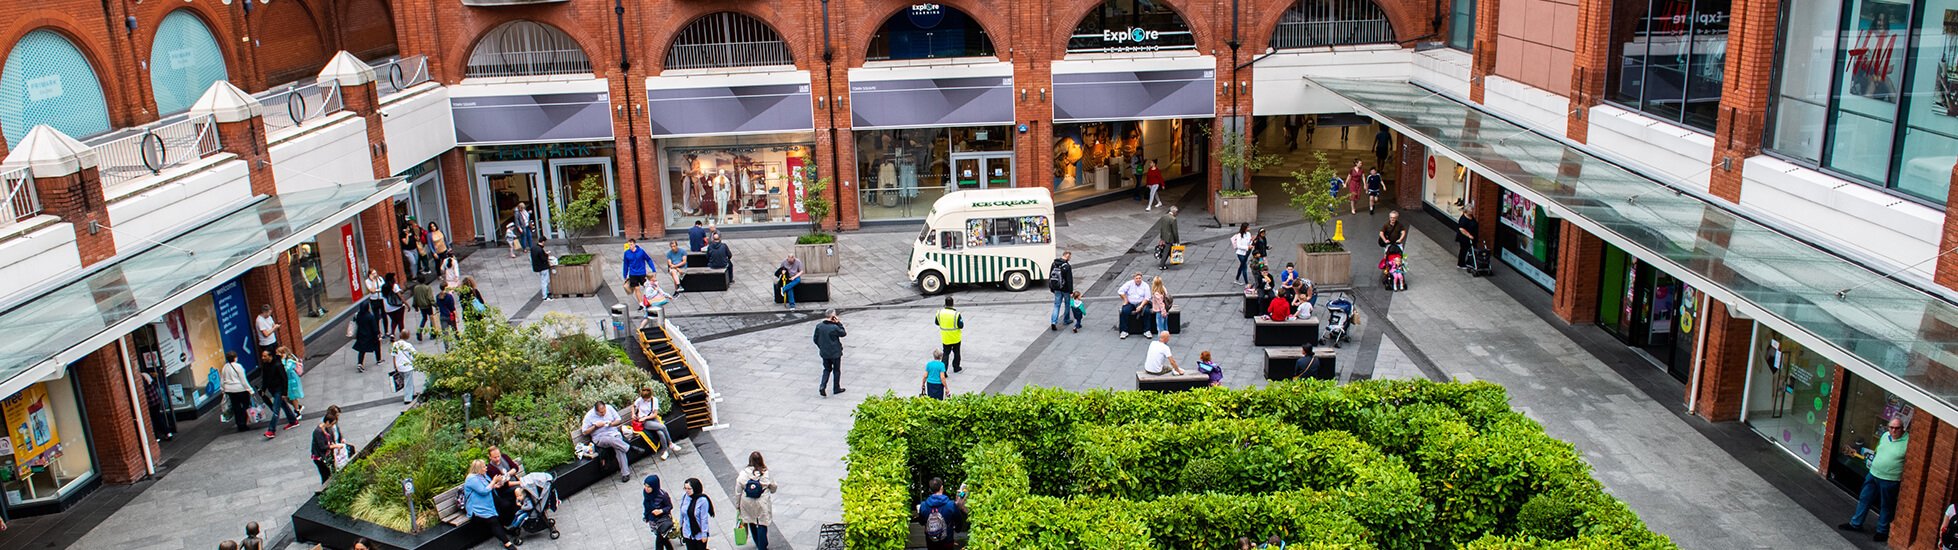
[1322,294,1356,347]
[508,471,562,540]
[1378,244,1407,291]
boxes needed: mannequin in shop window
[712,169,733,224]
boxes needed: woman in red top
[1346,160,1365,214]
[1144,159,1165,211]
[1265,290,1293,322]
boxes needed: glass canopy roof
[0,179,405,397]
[1306,76,1958,419]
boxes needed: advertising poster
[1499,189,1537,240]
[212,278,258,374]
[182,295,225,405]
[341,224,362,301]
[1935,9,1958,117]
[787,156,808,223]
[2,383,59,474]
[155,310,193,376]
[1846,0,1907,102]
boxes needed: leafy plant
[1219,188,1257,198]
[1212,127,1282,192]
[1283,151,1344,249]
[548,175,614,236]
[556,253,594,267]
[799,164,834,238]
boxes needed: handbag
[650,515,675,538]
[389,371,405,392]
[245,396,270,424]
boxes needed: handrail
[375,55,432,97]
[2,166,37,225]
[89,114,223,188]
[260,82,347,132]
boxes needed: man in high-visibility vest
[935,297,964,373]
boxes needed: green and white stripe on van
[924,252,1044,284]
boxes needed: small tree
[797,163,836,244]
[1281,152,1344,252]
[1212,127,1281,193]
[547,175,615,237]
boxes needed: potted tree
[1213,127,1279,225]
[792,164,840,274]
[547,175,614,296]
[1282,152,1351,288]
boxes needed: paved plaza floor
[0,160,1880,549]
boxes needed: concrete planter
[1215,194,1258,225]
[550,255,605,296]
[794,241,841,274]
[1297,245,1352,288]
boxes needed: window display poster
[1499,189,1537,240]
[1935,9,1958,117]
[155,310,193,377]
[1845,0,1907,103]
[2,383,59,474]
[211,278,258,374]
[788,156,808,223]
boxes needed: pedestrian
[1455,208,1480,270]
[278,346,305,414]
[1303,114,1317,143]
[1231,223,1253,283]
[464,459,518,549]
[1048,251,1074,331]
[737,452,778,550]
[254,304,280,358]
[310,407,346,483]
[913,477,966,550]
[778,255,804,310]
[631,386,676,460]
[665,241,689,292]
[1152,207,1180,270]
[1347,160,1365,214]
[391,331,419,404]
[504,221,521,258]
[531,237,556,301]
[1284,114,1303,151]
[1252,228,1270,260]
[349,301,382,373]
[259,350,298,438]
[382,273,407,335]
[680,478,716,550]
[921,350,949,399]
[1195,351,1222,386]
[934,297,964,373]
[428,222,451,264]
[220,541,238,550]
[687,220,709,252]
[218,351,255,432]
[1067,290,1087,333]
[1296,345,1332,380]
[1841,418,1910,542]
[401,226,423,279]
[624,238,656,318]
[1150,277,1173,335]
[441,253,461,289]
[1278,263,1302,294]
[1379,210,1408,253]
[412,276,436,340]
[1130,152,1145,202]
[1115,273,1151,339]
[637,278,674,329]
[1144,159,1165,211]
[582,401,633,482]
[1264,289,1296,322]
[139,361,176,441]
[1373,126,1392,170]
[814,309,847,396]
[363,269,385,311]
[1143,332,1184,375]
[1364,168,1385,214]
[706,235,734,283]
[514,202,535,251]
[436,283,460,338]
[644,474,676,550]
[242,522,264,550]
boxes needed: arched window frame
[665,12,794,70]
[465,21,593,78]
[1270,0,1397,49]
[866,4,997,61]
[0,29,113,147]
[149,10,230,116]
[1066,0,1198,54]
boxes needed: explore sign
[1101,27,1162,43]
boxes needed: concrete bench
[1265,347,1338,381]
[1254,317,1320,347]
[1243,291,1264,318]
[1165,305,1182,334]
[1135,371,1211,392]
[686,251,709,268]
[681,267,730,291]
[773,276,832,304]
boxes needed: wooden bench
[773,275,832,304]
[685,251,709,268]
[1264,348,1307,380]
[1243,291,1265,318]
[1254,317,1320,347]
[1165,304,1183,334]
[1135,371,1211,392]
[681,267,730,291]
[433,483,468,526]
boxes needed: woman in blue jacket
[464,459,516,549]
[679,477,715,550]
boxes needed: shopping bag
[1169,244,1187,265]
[333,445,352,469]
[246,397,270,424]
[733,512,748,545]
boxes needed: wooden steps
[634,325,715,431]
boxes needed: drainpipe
[1226,0,1244,191]
[614,0,647,238]
[1685,292,1712,415]
[822,0,843,230]
[117,338,156,477]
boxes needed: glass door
[953,156,982,189]
[547,158,619,238]
[475,161,545,242]
[980,154,1014,189]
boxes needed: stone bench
[1243,291,1264,318]
[1265,347,1338,381]
[1165,304,1182,334]
[686,251,709,268]
[1135,371,1212,392]
[681,267,729,292]
[773,276,832,304]
[1254,317,1320,347]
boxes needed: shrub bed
[841,380,1672,549]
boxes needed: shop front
[451,84,619,240]
[1597,244,1695,380]
[123,276,263,419]
[1049,57,1215,204]
[1742,326,1922,497]
[850,63,1017,221]
[0,365,98,517]
[1420,150,1469,219]
[1495,188,1560,291]
[396,159,448,243]
[646,71,818,230]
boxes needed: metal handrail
[465,49,593,78]
[90,114,223,188]
[375,55,432,96]
[260,82,347,132]
[2,166,37,225]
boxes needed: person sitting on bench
[1262,289,1297,322]
[1143,333,1185,376]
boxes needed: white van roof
[929,187,1054,214]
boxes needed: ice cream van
[908,188,1057,295]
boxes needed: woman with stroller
[644,475,676,550]
[737,452,779,550]
[680,478,715,550]
[464,459,518,549]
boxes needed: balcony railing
[259,82,346,132]
[2,166,37,225]
[375,55,432,97]
[1271,19,1395,49]
[88,114,222,188]
[465,50,593,78]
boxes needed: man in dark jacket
[687,221,708,252]
[913,477,967,550]
[1152,207,1180,270]
[705,236,733,282]
[530,238,553,302]
[1456,210,1480,270]
[813,309,847,397]
[1048,251,1074,331]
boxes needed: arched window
[1271,0,1396,49]
[666,12,793,70]
[466,21,593,78]
[1068,0,1197,54]
[867,4,996,61]
[149,11,229,116]
[0,30,111,147]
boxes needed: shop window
[867,5,996,61]
[149,10,229,116]
[661,133,816,229]
[1766,0,1958,203]
[1448,0,1477,51]
[465,21,592,78]
[1271,0,1396,49]
[1829,374,1914,491]
[0,29,112,147]
[1,375,97,507]
[1605,0,1730,132]
[665,12,794,70]
[1745,331,1831,469]
[857,125,1015,220]
[1068,0,1197,54]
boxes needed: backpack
[924,505,951,542]
[743,478,765,499]
[1047,263,1066,291]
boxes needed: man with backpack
[1048,251,1074,331]
[913,477,967,550]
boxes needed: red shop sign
[342,223,363,301]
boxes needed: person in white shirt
[217,351,255,432]
[630,387,677,460]
[1230,223,1254,284]
[1143,332,1183,375]
[391,331,419,404]
[363,269,385,307]
[1114,273,1154,339]
[582,401,634,482]
[255,304,280,357]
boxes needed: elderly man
[1114,273,1152,339]
[778,255,805,310]
[582,401,634,482]
[1841,418,1910,542]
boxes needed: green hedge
[841,380,1673,550]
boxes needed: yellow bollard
[1333,220,1346,242]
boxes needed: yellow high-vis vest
[936,308,963,345]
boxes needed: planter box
[1215,194,1258,225]
[1298,246,1352,288]
[793,242,840,274]
[550,255,605,296]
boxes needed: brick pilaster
[1014,58,1055,197]
[359,202,402,279]
[339,81,390,180]
[207,116,277,196]
[243,259,306,358]
[1892,417,1953,549]
[1470,0,1502,104]
[1690,299,1752,422]
[1566,0,1611,142]
[31,167,115,267]
[74,345,155,484]
[438,149,476,244]
[1397,140,1426,209]
[1707,0,1783,203]
[606,69,649,239]
[1469,174,1499,243]
[1551,220,1603,324]
[1936,163,1958,289]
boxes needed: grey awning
[0,179,408,397]
[1053,68,1214,123]
[647,83,814,138]
[850,76,1014,129]
[452,92,613,145]
[1306,76,1958,422]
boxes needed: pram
[507,471,562,540]
[1378,244,1406,291]
[1321,294,1355,347]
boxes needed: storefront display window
[0,375,96,508]
[1495,189,1559,291]
[867,5,996,61]
[1745,329,1832,469]
[1421,152,1468,218]
[660,132,816,229]
[1068,0,1196,54]
[284,222,363,337]
[857,125,1014,220]
[1767,0,1958,203]
[1052,119,1202,203]
[1829,374,1915,492]
[1606,0,1730,131]
[466,142,620,240]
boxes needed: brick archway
[445,17,609,81]
[0,20,126,136]
[1050,0,1217,58]
[646,8,814,73]
[849,0,1013,66]
[1243,0,1429,53]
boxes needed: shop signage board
[212,278,258,374]
[1499,189,1537,239]
[850,76,1014,129]
[646,83,814,138]
[787,156,808,222]
[1052,69,1215,123]
[1499,249,1558,292]
[2,383,59,475]
[341,224,362,302]
[451,93,614,145]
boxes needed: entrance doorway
[951,153,1014,189]
[476,160,548,242]
[546,158,619,238]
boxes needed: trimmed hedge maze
[841,379,1674,549]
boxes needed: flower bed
[842,380,1674,549]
